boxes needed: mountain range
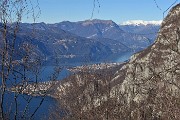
[10,19,160,65]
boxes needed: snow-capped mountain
[121,20,162,26]
[119,22,160,41]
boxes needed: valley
[3,1,180,120]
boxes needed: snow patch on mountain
[121,20,162,26]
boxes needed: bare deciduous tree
[0,0,49,119]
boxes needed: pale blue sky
[23,0,179,24]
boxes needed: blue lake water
[115,52,134,62]
[1,51,135,119]
[40,51,135,81]
[3,92,56,119]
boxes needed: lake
[1,51,134,119]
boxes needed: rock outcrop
[106,3,180,119]
[112,3,180,103]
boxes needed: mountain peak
[121,20,162,26]
[80,19,115,26]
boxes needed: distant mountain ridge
[53,19,159,51]
[119,20,161,41]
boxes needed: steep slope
[105,4,180,119]
[114,3,180,102]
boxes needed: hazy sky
[23,0,179,24]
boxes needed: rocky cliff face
[113,3,180,103]
[102,4,180,119]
